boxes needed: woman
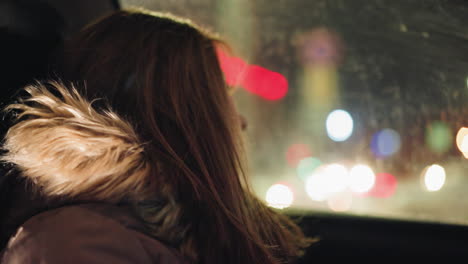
[0,9,312,264]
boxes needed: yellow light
[456,127,468,158]
[265,184,294,209]
[349,165,375,193]
[423,164,446,192]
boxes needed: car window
[121,0,468,225]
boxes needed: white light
[324,163,349,193]
[456,127,468,158]
[349,165,375,193]
[305,169,329,201]
[305,164,348,201]
[265,184,294,209]
[424,164,446,192]
[462,137,468,150]
[326,109,353,142]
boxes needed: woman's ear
[239,114,247,131]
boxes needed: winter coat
[0,83,189,263]
[1,203,187,263]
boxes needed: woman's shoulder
[1,203,187,264]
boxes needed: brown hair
[51,9,311,264]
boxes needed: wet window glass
[122,0,468,225]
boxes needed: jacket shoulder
[1,204,186,264]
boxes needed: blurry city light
[216,48,288,100]
[265,184,294,209]
[456,127,468,158]
[426,121,452,154]
[461,139,468,159]
[216,47,248,87]
[305,167,330,201]
[327,193,353,212]
[324,163,349,193]
[297,28,343,66]
[302,65,339,110]
[305,163,348,201]
[371,128,401,158]
[286,144,312,167]
[326,109,353,142]
[423,164,446,192]
[349,165,376,193]
[366,173,398,198]
[296,157,322,181]
[242,65,288,100]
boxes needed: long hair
[6,9,312,263]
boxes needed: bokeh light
[371,128,401,158]
[216,47,288,101]
[216,47,248,87]
[305,169,329,201]
[297,28,343,66]
[425,121,452,154]
[265,184,294,209]
[242,65,288,100]
[456,127,468,158]
[305,163,348,201]
[296,157,322,181]
[327,193,353,212]
[366,173,398,198]
[324,163,349,193]
[326,109,353,142]
[349,165,376,193]
[423,164,446,192]
[303,65,338,103]
[286,144,312,167]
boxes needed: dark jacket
[0,83,191,263]
[1,203,187,263]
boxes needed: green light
[425,121,452,154]
[296,157,322,181]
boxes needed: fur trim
[1,82,151,202]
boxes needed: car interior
[1,0,468,260]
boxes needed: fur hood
[2,82,190,253]
[1,82,152,203]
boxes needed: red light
[216,48,248,87]
[286,144,312,167]
[365,173,397,198]
[216,48,288,100]
[242,65,288,100]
